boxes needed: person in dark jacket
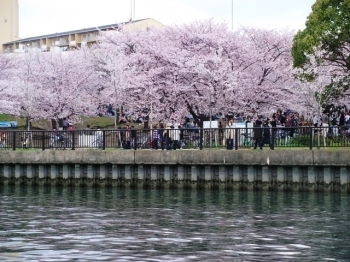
[158,123,165,150]
[261,120,270,148]
[253,117,263,150]
[339,112,345,127]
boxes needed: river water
[0,186,349,261]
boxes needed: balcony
[14,48,25,53]
[82,36,97,43]
[59,39,68,46]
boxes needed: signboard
[203,121,218,129]
[233,122,253,128]
[0,121,18,128]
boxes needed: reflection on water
[0,186,349,261]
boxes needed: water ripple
[0,187,349,261]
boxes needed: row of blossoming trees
[0,20,346,129]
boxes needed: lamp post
[199,63,213,147]
[209,86,213,148]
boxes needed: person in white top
[313,114,319,127]
[95,127,103,148]
[172,125,180,150]
[225,119,235,150]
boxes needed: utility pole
[130,0,135,21]
[231,0,233,30]
[130,0,132,21]
[133,0,136,21]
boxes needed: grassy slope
[0,114,118,130]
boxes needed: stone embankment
[0,150,349,192]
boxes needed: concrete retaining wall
[0,150,349,192]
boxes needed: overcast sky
[19,0,315,38]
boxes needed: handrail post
[102,130,106,150]
[234,128,238,150]
[271,127,275,150]
[42,131,45,151]
[309,126,313,150]
[199,128,203,150]
[72,130,75,150]
[134,130,137,150]
[12,131,16,151]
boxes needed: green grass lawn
[0,114,145,130]
[0,114,15,121]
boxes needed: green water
[0,186,349,261]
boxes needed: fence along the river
[0,125,349,150]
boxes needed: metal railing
[0,126,349,151]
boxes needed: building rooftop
[3,18,151,45]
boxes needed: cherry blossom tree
[30,49,98,127]
[293,47,349,147]
[7,51,44,130]
[95,21,300,125]
[1,20,314,127]
[232,27,300,117]
[91,34,133,128]
[294,48,346,117]
[0,53,19,114]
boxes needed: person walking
[158,123,165,150]
[123,125,131,149]
[164,124,172,150]
[49,128,59,149]
[284,114,292,144]
[253,117,263,150]
[0,131,6,148]
[172,125,181,150]
[94,127,103,148]
[62,118,69,131]
[130,125,136,148]
[152,125,159,150]
[261,120,271,149]
[225,119,235,150]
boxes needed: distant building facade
[2,18,163,53]
[0,0,20,47]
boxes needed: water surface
[0,187,349,261]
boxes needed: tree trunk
[115,107,120,129]
[26,117,32,131]
[144,115,149,129]
[51,119,57,130]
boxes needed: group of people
[216,110,301,150]
[150,123,187,150]
[252,117,272,150]
[62,118,74,131]
[250,111,302,149]
[48,107,350,150]
[314,110,350,138]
